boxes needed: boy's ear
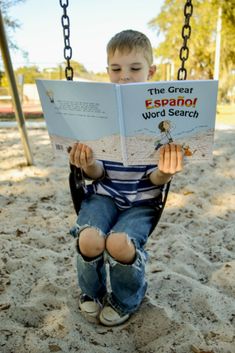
[148,65,156,80]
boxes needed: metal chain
[177,0,193,80]
[59,0,73,80]
[59,1,85,186]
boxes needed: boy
[69,30,183,326]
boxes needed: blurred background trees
[149,0,235,102]
[1,0,25,48]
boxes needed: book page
[120,80,218,165]
[36,80,123,162]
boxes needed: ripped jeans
[70,194,157,315]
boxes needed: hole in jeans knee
[106,232,136,264]
[78,226,105,258]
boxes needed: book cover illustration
[119,80,218,165]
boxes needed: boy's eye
[131,67,141,71]
[111,68,121,72]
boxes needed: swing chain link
[59,0,74,80]
[177,0,193,80]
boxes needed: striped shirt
[86,160,166,210]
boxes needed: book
[36,79,218,165]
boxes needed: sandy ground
[0,124,235,353]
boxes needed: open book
[36,79,218,165]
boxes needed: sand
[0,123,234,353]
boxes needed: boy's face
[107,49,156,84]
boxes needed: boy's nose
[120,76,130,82]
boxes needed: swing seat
[69,164,171,237]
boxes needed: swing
[59,0,193,235]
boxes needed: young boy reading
[69,29,183,326]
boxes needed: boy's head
[107,29,153,66]
[106,29,156,84]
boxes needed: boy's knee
[78,227,105,258]
[106,232,136,264]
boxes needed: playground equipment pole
[0,9,34,165]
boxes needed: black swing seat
[69,164,171,237]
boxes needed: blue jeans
[70,194,157,315]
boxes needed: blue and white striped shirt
[86,161,165,210]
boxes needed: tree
[149,0,235,81]
[42,60,89,80]
[15,65,43,83]
[66,60,88,78]
[0,0,27,89]
[0,0,26,50]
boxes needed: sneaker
[79,294,101,318]
[99,305,130,326]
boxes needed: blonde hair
[107,29,153,65]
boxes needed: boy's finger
[163,144,171,173]
[169,144,177,173]
[79,144,88,165]
[69,143,78,164]
[74,144,83,166]
[176,144,184,171]
[158,144,169,174]
[86,146,93,165]
[158,145,164,170]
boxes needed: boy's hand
[69,142,95,169]
[150,143,183,185]
[158,143,183,175]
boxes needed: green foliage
[66,60,88,76]
[149,0,235,82]
[1,0,26,50]
[0,65,43,86]
[87,72,109,82]
[0,61,109,87]
[15,66,43,83]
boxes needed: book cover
[36,79,123,162]
[36,79,218,165]
[119,80,218,164]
